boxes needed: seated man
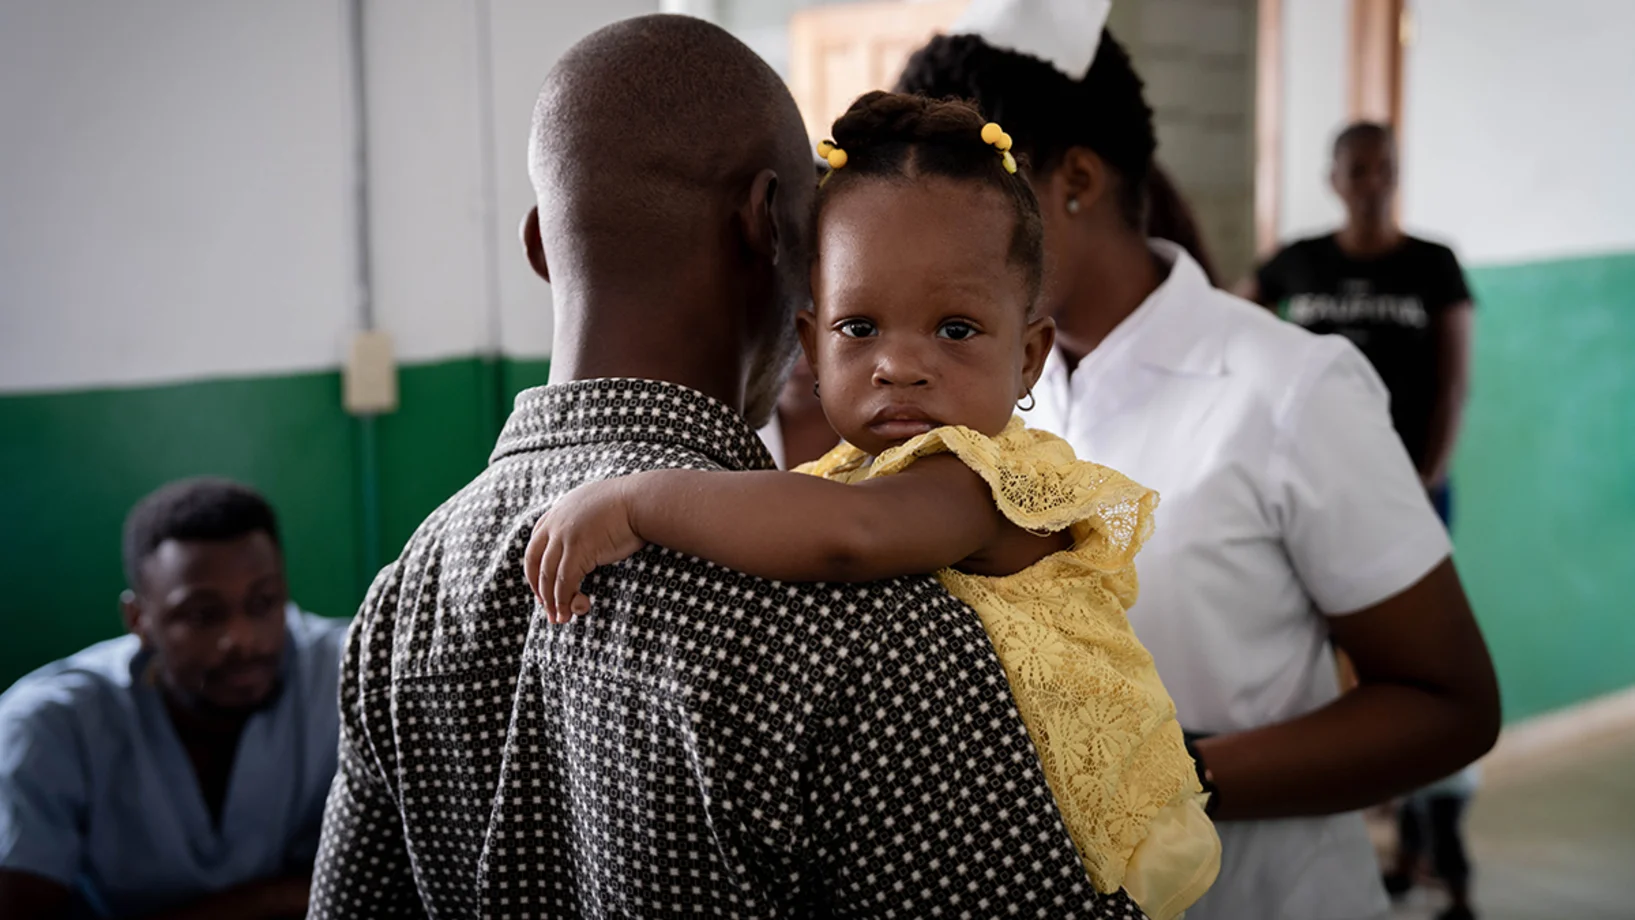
[0,478,346,919]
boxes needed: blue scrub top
[0,605,347,918]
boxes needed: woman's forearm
[1195,559,1499,821]
[1195,682,1493,821]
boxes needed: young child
[523,91,1219,920]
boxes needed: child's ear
[1021,315,1056,392]
[519,207,550,282]
[796,310,819,369]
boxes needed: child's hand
[523,479,647,624]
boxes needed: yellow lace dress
[799,418,1220,920]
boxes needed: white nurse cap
[948,0,1112,80]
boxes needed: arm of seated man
[0,698,312,920]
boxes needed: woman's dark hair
[896,30,1157,231]
[1145,164,1219,285]
[817,90,1045,309]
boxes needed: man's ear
[742,169,782,264]
[121,589,150,649]
[1021,315,1057,393]
[519,207,550,281]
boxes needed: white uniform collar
[950,0,1111,80]
[1048,240,1227,380]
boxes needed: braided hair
[816,90,1045,309]
[895,30,1157,230]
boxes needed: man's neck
[159,685,250,825]
[160,684,251,740]
[1052,233,1165,367]
[547,296,748,415]
[1335,220,1404,258]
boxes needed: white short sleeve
[1270,339,1452,615]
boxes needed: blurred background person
[1241,122,1473,509]
[0,479,344,920]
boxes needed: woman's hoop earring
[812,381,820,399]
[1017,388,1036,412]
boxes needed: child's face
[801,177,1054,458]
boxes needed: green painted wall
[373,357,548,568]
[1455,251,1635,721]
[0,356,549,688]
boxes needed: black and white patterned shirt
[310,379,1143,919]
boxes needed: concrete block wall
[1110,0,1259,282]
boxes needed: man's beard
[744,320,802,430]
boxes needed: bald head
[530,15,809,279]
[525,15,813,425]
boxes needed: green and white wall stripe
[0,1,653,687]
[1279,0,1635,722]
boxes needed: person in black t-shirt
[1241,123,1474,524]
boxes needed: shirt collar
[491,377,775,472]
[1047,240,1227,382]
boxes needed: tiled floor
[1381,731,1635,920]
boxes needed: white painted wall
[0,1,657,395]
[1400,0,1635,265]
[1115,0,1259,280]
[0,1,355,393]
[363,0,657,365]
[487,0,661,360]
[1276,0,1347,246]
[363,2,492,365]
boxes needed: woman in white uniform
[898,8,1500,920]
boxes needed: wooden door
[788,0,968,139]
[1349,0,1406,126]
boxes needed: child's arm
[524,455,1069,622]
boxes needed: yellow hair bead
[998,132,1013,152]
[826,147,848,169]
[816,139,835,158]
[1002,150,1017,174]
[981,122,1003,145]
